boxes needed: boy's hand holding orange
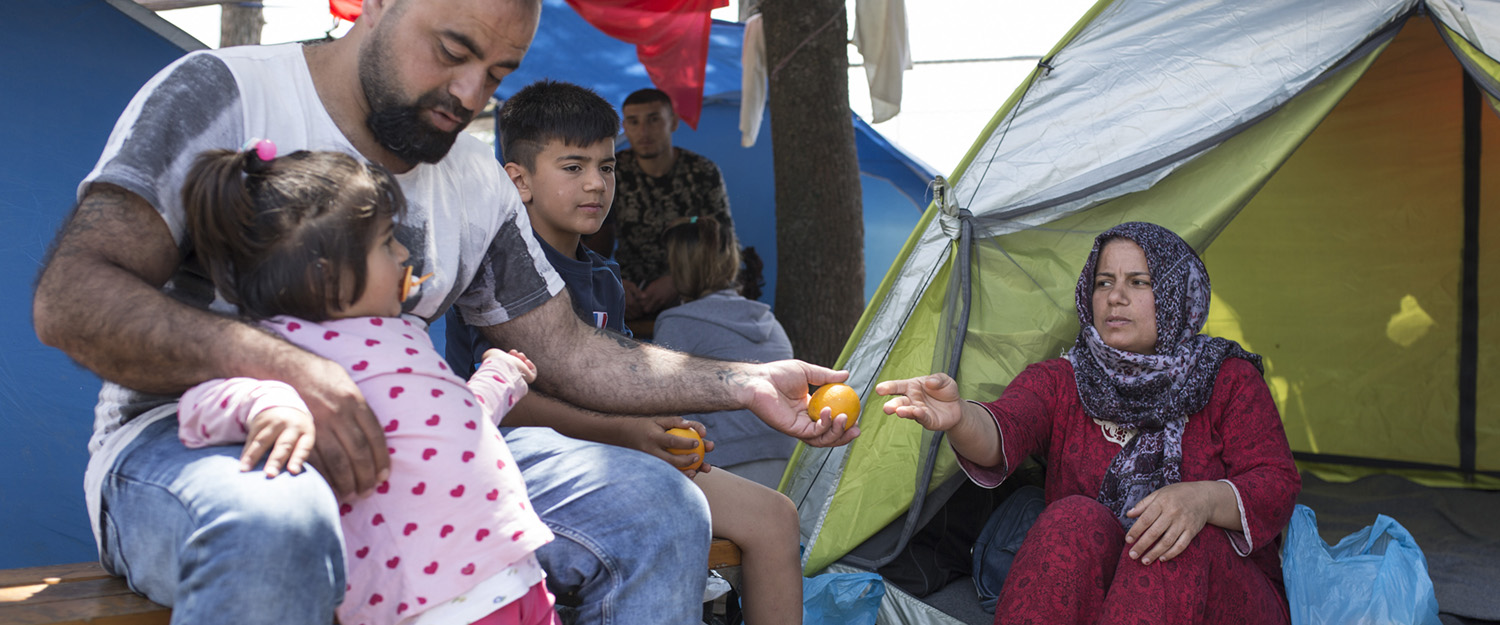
[663,420,712,475]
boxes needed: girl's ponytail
[180,141,407,321]
[182,147,263,309]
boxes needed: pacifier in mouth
[400,266,434,302]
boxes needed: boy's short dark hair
[499,80,619,170]
[622,88,674,112]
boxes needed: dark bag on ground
[971,485,1045,613]
[876,461,1045,598]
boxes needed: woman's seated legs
[996,495,1123,625]
[1100,520,1287,625]
[997,494,1288,625]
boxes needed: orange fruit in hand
[665,427,705,472]
[808,383,861,424]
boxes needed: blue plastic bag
[802,571,885,625]
[1281,504,1441,625]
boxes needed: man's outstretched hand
[743,360,859,448]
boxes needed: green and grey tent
[782,0,1500,621]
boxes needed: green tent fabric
[783,1,1500,620]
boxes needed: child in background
[653,216,795,490]
[445,80,804,625]
[175,143,559,625]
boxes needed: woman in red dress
[877,222,1299,625]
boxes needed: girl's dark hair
[181,147,407,321]
[661,216,763,301]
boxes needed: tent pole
[850,210,975,571]
[1459,73,1481,480]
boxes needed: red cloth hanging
[326,0,724,128]
[329,0,362,23]
[563,0,726,129]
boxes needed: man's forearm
[483,294,753,416]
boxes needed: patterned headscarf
[1067,222,1262,528]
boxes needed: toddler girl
[174,141,559,625]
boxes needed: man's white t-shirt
[77,43,565,547]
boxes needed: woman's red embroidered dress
[958,357,1300,625]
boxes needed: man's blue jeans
[100,417,712,625]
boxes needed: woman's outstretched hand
[875,373,965,431]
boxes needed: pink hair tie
[241,138,277,162]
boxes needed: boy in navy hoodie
[447,80,804,624]
[446,80,628,376]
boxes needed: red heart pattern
[269,317,551,617]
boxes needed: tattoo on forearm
[716,368,751,388]
[593,326,641,350]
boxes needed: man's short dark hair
[499,79,620,170]
[622,88,675,113]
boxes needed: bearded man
[32,1,855,623]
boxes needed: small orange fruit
[664,427,705,472]
[808,383,861,424]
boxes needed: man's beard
[358,34,473,165]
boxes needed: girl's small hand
[507,349,537,383]
[875,373,965,431]
[242,406,316,478]
[480,348,537,384]
[1124,481,1226,564]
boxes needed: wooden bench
[1,539,742,624]
[707,537,742,570]
[0,562,168,625]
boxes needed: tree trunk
[761,0,864,367]
[220,2,264,47]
